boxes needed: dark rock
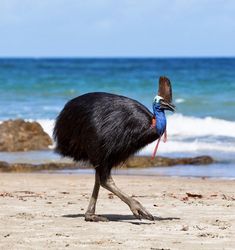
[0,155,214,172]
[0,119,52,152]
[123,155,214,168]
[0,161,79,172]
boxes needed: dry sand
[0,173,234,250]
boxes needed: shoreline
[43,168,235,181]
[2,154,235,179]
[0,173,234,249]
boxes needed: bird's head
[153,76,175,112]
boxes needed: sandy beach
[0,173,234,250]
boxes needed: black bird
[53,76,175,221]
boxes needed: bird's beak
[160,99,175,112]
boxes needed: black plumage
[54,92,158,181]
[53,76,174,221]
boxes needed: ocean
[0,58,235,178]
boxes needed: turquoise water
[0,58,235,177]
[0,58,235,120]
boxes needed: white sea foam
[36,119,55,138]
[141,139,235,156]
[34,119,55,149]
[167,113,235,138]
[9,114,235,156]
[141,114,235,156]
[175,98,185,104]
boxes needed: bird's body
[53,76,174,221]
[54,92,159,181]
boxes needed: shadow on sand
[62,213,180,224]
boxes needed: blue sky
[0,0,235,57]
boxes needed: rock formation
[0,119,52,152]
[0,156,214,172]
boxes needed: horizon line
[0,55,235,59]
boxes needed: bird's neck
[153,103,167,136]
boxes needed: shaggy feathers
[53,92,158,180]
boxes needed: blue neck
[153,103,166,136]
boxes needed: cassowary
[53,76,175,221]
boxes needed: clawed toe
[85,214,109,222]
[130,199,154,221]
[132,209,154,221]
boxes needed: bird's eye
[153,95,163,103]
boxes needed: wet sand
[0,173,235,249]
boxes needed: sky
[0,0,235,57]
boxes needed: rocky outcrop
[0,119,52,152]
[124,155,214,168]
[0,156,214,172]
[0,161,78,172]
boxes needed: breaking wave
[31,114,235,158]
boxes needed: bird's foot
[85,213,109,222]
[130,199,154,221]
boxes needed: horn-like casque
[158,76,173,103]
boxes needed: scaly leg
[100,175,154,221]
[84,171,108,222]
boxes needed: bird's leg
[100,175,154,221]
[85,171,108,222]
